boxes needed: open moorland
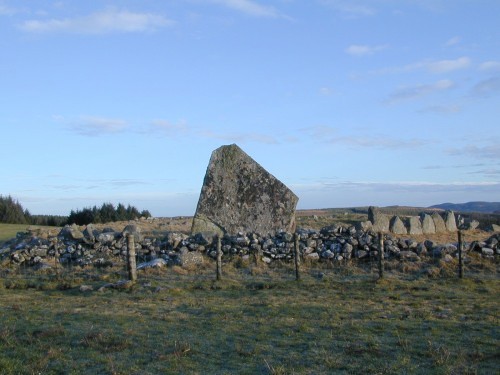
[0,208,499,374]
[0,262,499,374]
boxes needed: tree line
[0,195,151,226]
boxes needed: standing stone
[431,212,447,233]
[421,214,436,234]
[390,216,407,235]
[191,144,299,236]
[368,206,390,233]
[408,216,423,235]
[444,211,457,232]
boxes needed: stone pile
[1,222,498,270]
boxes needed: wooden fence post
[458,230,463,279]
[294,233,301,281]
[127,234,137,282]
[378,232,384,279]
[216,235,222,281]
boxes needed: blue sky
[1,0,499,217]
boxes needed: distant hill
[429,202,500,214]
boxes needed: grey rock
[398,251,419,261]
[79,285,94,292]
[408,217,423,235]
[355,250,368,259]
[368,206,390,233]
[421,214,436,234]
[191,144,298,236]
[481,248,494,256]
[262,256,272,264]
[390,216,407,235]
[122,224,143,242]
[83,224,97,242]
[177,249,204,267]
[305,252,320,260]
[467,220,480,230]
[444,211,457,232]
[96,232,117,244]
[431,212,447,233]
[59,224,84,241]
[137,258,168,270]
[322,250,335,259]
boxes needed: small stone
[79,285,94,292]
[481,248,494,256]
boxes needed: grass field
[0,262,498,374]
[0,224,29,245]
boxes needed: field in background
[0,260,498,374]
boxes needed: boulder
[421,214,436,234]
[408,217,423,235]
[177,248,204,268]
[431,213,447,233]
[137,258,168,270]
[390,216,407,235]
[444,211,457,232]
[59,224,84,241]
[122,224,143,242]
[191,144,298,236]
[368,206,390,233]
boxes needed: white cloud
[470,77,500,98]
[387,79,454,103]
[200,129,278,144]
[377,56,472,75]
[19,8,174,34]
[0,4,15,15]
[209,0,284,18]
[445,36,461,46]
[319,0,375,17]
[146,120,191,136]
[67,116,128,136]
[402,57,471,74]
[448,144,500,160]
[479,61,500,72]
[301,125,426,150]
[319,87,333,96]
[418,104,462,114]
[346,44,387,57]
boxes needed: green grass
[0,263,498,374]
[0,224,29,245]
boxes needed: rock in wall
[191,144,299,236]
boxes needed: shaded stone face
[191,144,299,236]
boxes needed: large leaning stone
[191,144,299,236]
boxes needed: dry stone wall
[1,221,498,271]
